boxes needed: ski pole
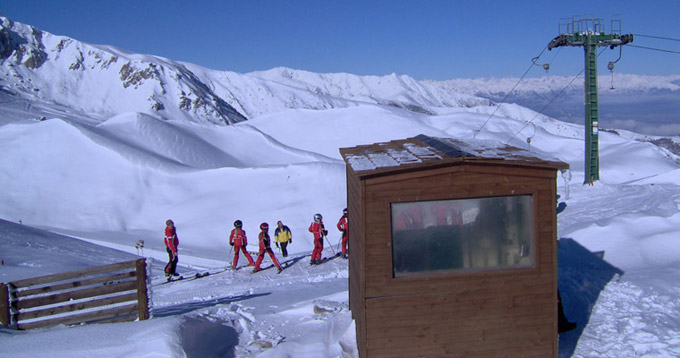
[227,245,233,268]
[324,233,336,255]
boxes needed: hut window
[391,195,534,277]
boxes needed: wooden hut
[339,134,569,358]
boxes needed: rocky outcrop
[0,15,248,125]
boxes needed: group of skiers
[308,208,349,264]
[163,209,349,276]
[229,220,284,273]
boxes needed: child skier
[309,213,328,265]
[164,219,179,278]
[254,223,283,273]
[337,208,348,259]
[274,220,292,258]
[229,220,255,269]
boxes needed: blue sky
[1,0,678,80]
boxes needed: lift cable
[632,33,680,42]
[504,69,583,145]
[504,48,607,145]
[628,44,680,55]
[472,45,548,139]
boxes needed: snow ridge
[1,15,490,127]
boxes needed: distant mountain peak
[0,15,247,125]
[0,17,48,69]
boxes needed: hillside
[2,15,680,357]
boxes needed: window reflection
[391,195,534,277]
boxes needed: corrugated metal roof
[339,134,569,176]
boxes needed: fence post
[135,259,150,321]
[0,283,9,326]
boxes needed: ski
[163,275,184,284]
[309,255,338,266]
[155,267,227,286]
[251,265,283,274]
[159,272,205,285]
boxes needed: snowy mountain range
[4,14,678,137]
[434,75,680,136]
[0,16,489,127]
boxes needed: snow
[430,75,680,136]
[2,15,680,358]
[3,102,680,357]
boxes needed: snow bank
[567,211,680,271]
[3,99,680,262]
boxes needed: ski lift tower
[547,17,633,184]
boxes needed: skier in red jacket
[394,209,411,230]
[337,208,349,259]
[449,202,464,226]
[254,223,283,273]
[164,219,179,277]
[309,213,328,265]
[431,203,448,226]
[229,220,255,269]
[405,204,425,229]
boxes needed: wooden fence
[0,259,150,330]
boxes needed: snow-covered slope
[3,14,680,358]
[2,12,680,263]
[2,93,679,268]
[0,17,249,125]
[0,16,490,128]
[0,218,357,357]
[238,67,489,116]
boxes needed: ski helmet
[234,220,242,228]
[343,208,348,215]
[314,213,322,222]
[260,222,269,230]
[166,219,174,226]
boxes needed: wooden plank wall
[355,164,558,357]
[347,167,367,356]
[0,284,9,326]
[2,258,150,330]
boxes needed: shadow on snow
[153,292,271,318]
[557,238,624,358]
[180,315,240,358]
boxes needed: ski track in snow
[149,250,352,357]
[151,253,348,310]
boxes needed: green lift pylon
[547,17,633,184]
